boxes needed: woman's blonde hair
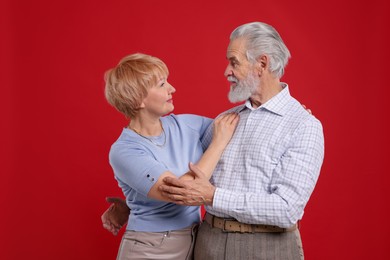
[104,53,169,118]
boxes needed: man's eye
[160,82,165,87]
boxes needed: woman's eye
[160,82,165,87]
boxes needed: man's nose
[224,65,232,77]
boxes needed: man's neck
[250,79,282,108]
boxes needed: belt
[204,213,297,233]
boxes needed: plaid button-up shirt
[202,84,325,228]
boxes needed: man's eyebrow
[227,56,239,62]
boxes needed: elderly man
[159,21,324,259]
[103,22,324,259]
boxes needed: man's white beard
[228,72,259,103]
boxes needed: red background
[1,0,389,259]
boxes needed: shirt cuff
[136,164,167,196]
[211,187,229,215]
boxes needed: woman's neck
[128,116,163,136]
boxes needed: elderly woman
[104,53,238,259]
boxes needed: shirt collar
[244,83,291,116]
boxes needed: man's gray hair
[230,22,291,79]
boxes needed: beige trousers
[117,225,198,260]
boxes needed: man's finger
[106,197,123,204]
[159,185,187,196]
[162,176,187,188]
[107,203,115,211]
[103,224,119,236]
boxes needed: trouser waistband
[204,212,297,233]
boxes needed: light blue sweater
[109,114,212,232]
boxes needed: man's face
[224,38,259,103]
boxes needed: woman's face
[141,76,176,117]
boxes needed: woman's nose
[168,83,176,93]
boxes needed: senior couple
[102,21,324,260]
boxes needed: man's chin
[228,93,249,103]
